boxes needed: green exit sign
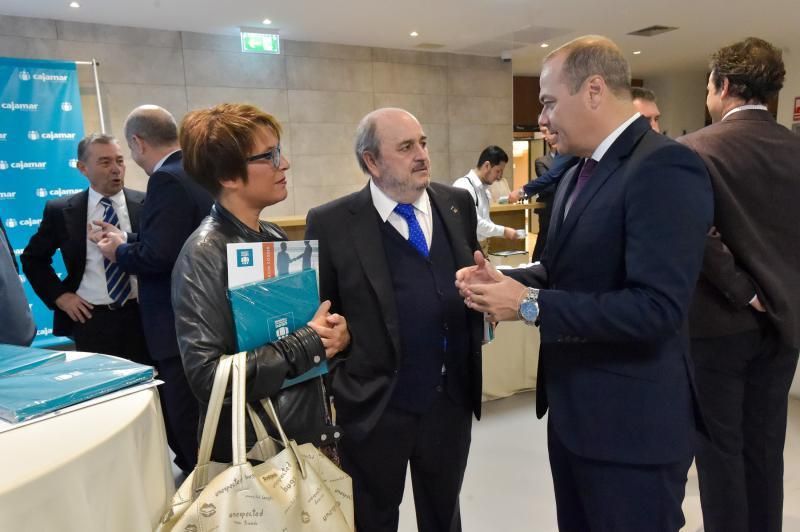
[240,31,280,54]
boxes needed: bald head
[354,107,430,203]
[123,105,180,175]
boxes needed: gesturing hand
[455,250,504,299]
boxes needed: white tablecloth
[0,388,175,531]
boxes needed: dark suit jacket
[524,154,580,199]
[507,117,713,465]
[678,110,800,348]
[305,182,484,441]
[115,151,213,360]
[21,188,145,337]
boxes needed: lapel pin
[450,205,459,214]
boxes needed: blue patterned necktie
[99,197,131,307]
[394,203,429,258]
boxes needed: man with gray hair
[306,107,484,531]
[92,105,212,474]
[22,134,147,360]
[456,35,712,531]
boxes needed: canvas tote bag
[156,352,354,531]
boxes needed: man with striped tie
[22,133,148,363]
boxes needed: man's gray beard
[375,173,430,198]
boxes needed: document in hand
[0,344,66,377]
[226,241,327,389]
[0,354,154,422]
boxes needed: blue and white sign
[0,57,87,347]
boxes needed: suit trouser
[691,323,799,532]
[531,204,552,262]
[339,389,472,532]
[547,422,692,532]
[70,301,150,365]
[153,356,200,473]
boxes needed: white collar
[466,169,488,189]
[369,179,430,222]
[153,149,180,173]
[722,104,769,121]
[88,187,125,210]
[591,113,641,162]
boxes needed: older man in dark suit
[306,107,484,532]
[21,134,147,362]
[678,37,800,532]
[92,105,213,474]
[457,36,713,531]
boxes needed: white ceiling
[0,0,797,77]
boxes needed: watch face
[520,300,538,322]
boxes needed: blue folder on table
[0,354,154,422]
[0,344,66,377]
[228,268,328,389]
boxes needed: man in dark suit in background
[631,87,662,133]
[92,105,212,474]
[509,124,579,261]
[306,107,484,532]
[21,134,148,363]
[456,36,713,531]
[678,37,800,532]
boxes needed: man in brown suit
[678,37,800,532]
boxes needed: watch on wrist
[518,287,540,325]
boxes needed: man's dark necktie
[564,158,598,217]
[99,197,131,307]
[393,203,429,258]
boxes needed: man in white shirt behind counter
[453,145,524,255]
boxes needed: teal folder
[0,354,154,422]
[0,343,66,377]
[228,268,328,389]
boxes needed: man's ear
[363,151,380,177]
[720,77,731,99]
[586,75,604,110]
[76,160,89,178]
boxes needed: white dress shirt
[77,187,138,304]
[370,179,432,251]
[591,112,642,163]
[453,170,505,240]
[152,149,180,173]
[722,104,768,121]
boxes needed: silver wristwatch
[517,287,540,325]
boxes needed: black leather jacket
[172,203,339,461]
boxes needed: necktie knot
[99,196,112,207]
[393,203,429,258]
[577,158,598,181]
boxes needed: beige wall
[643,70,709,138]
[0,15,513,217]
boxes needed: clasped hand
[307,300,351,359]
[454,250,528,322]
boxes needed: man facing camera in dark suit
[678,37,800,532]
[456,36,713,531]
[306,107,484,532]
[91,105,213,474]
[21,134,148,363]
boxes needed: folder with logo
[0,343,66,377]
[228,247,328,388]
[0,354,154,422]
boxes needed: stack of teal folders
[0,348,154,423]
[0,344,66,376]
[228,268,328,388]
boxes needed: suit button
[435,385,443,392]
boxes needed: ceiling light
[410,31,419,37]
[540,43,549,48]
[633,50,642,55]
[69,1,80,7]
[262,18,272,25]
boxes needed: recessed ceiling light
[262,18,272,25]
[633,50,642,55]
[69,1,80,7]
[540,43,549,48]
[410,31,419,37]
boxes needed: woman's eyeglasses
[246,144,281,169]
